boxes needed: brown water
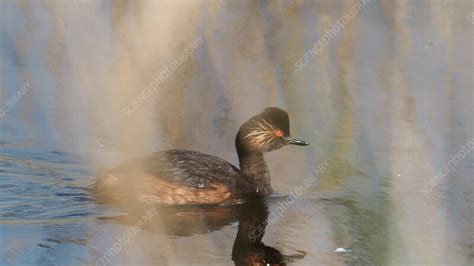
[0,0,473,265]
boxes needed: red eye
[275,130,284,137]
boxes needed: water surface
[0,0,473,265]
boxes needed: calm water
[0,0,473,265]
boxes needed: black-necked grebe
[93,107,308,205]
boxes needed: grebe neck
[236,137,272,194]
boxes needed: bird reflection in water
[102,197,306,265]
[231,198,306,265]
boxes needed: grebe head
[236,107,309,153]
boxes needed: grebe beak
[285,136,309,146]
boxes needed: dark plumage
[93,107,308,205]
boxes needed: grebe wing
[110,149,242,189]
